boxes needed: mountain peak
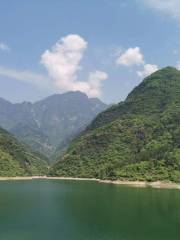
[36,91,89,104]
[87,66,180,130]
[0,91,107,159]
[145,66,180,80]
[158,66,177,72]
[128,65,180,99]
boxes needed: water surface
[0,180,179,240]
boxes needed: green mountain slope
[0,127,48,176]
[50,67,180,182]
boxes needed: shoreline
[0,176,180,189]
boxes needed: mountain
[0,127,48,176]
[50,67,180,182]
[0,91,107,161]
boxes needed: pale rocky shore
[98,179,180,189]
[0,176,180,190]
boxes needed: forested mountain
[0,91,107,161]
[0,127,47,176]
[50,67,180,182]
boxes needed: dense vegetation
[50,67,180,182]
[0,127,48,176]
[0,91,107,161]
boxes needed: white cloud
[41,34,107,97]
[41,34,87,90]
[116,47,144,66]
[87,71,108,97]
[137,64,158,78]
[116,46,158,78]
[0,42,10,51]
[139,0,180,22]
[0,35,107,98]
[0,65,50,89]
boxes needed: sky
[0,0,180,104]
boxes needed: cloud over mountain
[116,46,158,78]
[137,64,159,78]
[116,47,144,66]
[41,34,107,97]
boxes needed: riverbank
[0,176,180,189]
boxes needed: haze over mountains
[0,91,107,161]
[51,67,180,182]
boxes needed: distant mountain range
[0,127,47,176]
[0,91,107,161]
[51,67,180,182]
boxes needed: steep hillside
[0,91,107,160]
[50,67,180,182]
[88,66,180,130]
[0,127,48,176]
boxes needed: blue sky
[0,0,180,103]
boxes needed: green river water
[0,180,179,240]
